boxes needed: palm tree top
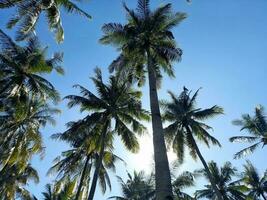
[195,161,246,200]
[230,105,267,159]
[233,105,267,135]
[66,68,146,116]
[0,29,64,103]
[0,29,64,74]
[100,0,187,84]
[162,87,223,162]
[109,170,155,200]
[56,68,149,153]
[162,87,224,125]
[238,160,267,200]
[242,160,267,187]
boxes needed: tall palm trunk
[87,121,109,200]
[75,154,91,200]
[147,52,173,200]
[186,127,223,200]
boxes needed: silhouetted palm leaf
[230,105,267,158]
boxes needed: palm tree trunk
[75,154,91,200]
[87,121,109,200]
[147,52,173,200]
[186,128,223,200]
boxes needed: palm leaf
[233,142,262,159]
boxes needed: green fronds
[0,98,59,171]
[50,68,148,199]
[0,30,63,103]
[172,171,195,190]
[237,161,267,199]
[194,106,224,120]
[136,0,150,18]
[100,0,186,84]
[115,118,140,153]
[1,0,91,42]
[231,105,267,158]
[196,161,246,200]
[109,170,155,200]
[0,164,39,200]
[58,0,92,19]
[162,87,222,162]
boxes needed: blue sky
[1,0,267,199]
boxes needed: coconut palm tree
[195,161,246,200]
[50,122,100,200]
[238,161,267,200]
[100,1,186,198]
[230,105,267,159]
[42,182,77,200]
[109,171,155,200]
[172,172,196,200]
[63,68,148,200]
[171,162,196,200]
[0,29,64,103]
[0,0,91,42]
[49,128,124,200]
[109,167,196,200]
[0,163,39,200]
[161,87,224,200]
[0,97,60,171]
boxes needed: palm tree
[64,68,148,200]
[0,29,64,103]
[109,171,155,200]
[0,97,60,170]
[109,166,196,200]
[238,161,267,200]
[100,1,186,198]
[230,105,267,159]
[162,87,224,200]
[195,161,246,200]
[49,129,124,200]
[0,0,91,42]
[171,162,196,200]
[172,172,196,200]
[0,163,39,200]
[42,182,77,200]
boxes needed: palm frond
[233,142,262,159]
[136,0,150,18]
[194,106,224,120]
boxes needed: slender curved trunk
[75,154,91,200]
[186,127,223,200]
[87,121,109,200]
[147,52,173,200]
[261,192,267,200]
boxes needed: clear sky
[1,0,267,199]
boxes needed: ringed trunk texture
[75,154,90,200]
[187,129,224,200]
[147,54,173,200]
[87,121,109,200]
